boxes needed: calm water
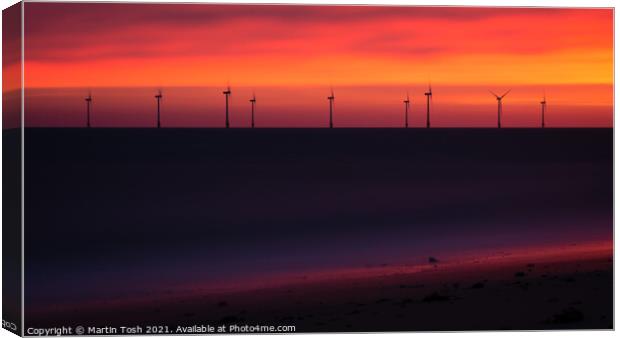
[23,128,612,309]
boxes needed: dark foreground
[27,242,613,332]
[19,128,612,331]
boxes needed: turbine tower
[489,89,511,128]
[403,93,410,128]
[327,88,335,129]
[424,84,433,128]
[249,93,256,129]
[540,94,547,128]
[223,86,232,128]
[154,90,163,128]
[85,92,92,128]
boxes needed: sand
[27,240,613,332]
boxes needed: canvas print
[2,2,613,335]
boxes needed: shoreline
[27,239,613,331]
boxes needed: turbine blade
[489,90,499,98]
[500,89,511,98]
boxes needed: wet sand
[28,240,613,332]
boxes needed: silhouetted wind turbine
[249,93,256,128]
[424,84,433,128]
[327,88,335,128]
[489,89,511,128]
[154,90,163,128]
[403,92,410,128]
[540,93,547,128]
[223,86,232,128]
[85,92,92,128]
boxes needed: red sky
[14,3,614,127]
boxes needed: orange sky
[15,4,614,127]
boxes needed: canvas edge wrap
[2,1,24,336]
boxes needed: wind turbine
[424,84,433,128]
[489,89,511,128]
[327,88,335,128]
[223,86,232,128]
[249,93,256,128]
[403,92,410,128]
[154,90,163,128]
[85,92,92,128]
[540,93,547,128]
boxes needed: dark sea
[21,128,612,310]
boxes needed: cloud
[23,3,611,62]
